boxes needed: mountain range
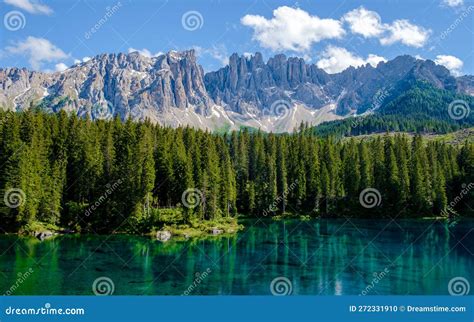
[1,50,473,133]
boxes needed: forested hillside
[313,82,474,137]
[1,111,473,234]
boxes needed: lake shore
[11,217,244,241]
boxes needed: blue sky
[0,0,473,75]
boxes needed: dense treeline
[314,82,474,137]
[312,114,462,137]
[0,110,473,233]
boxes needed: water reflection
[0,219,472,295]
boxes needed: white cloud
[5,36,68,70]
[128,48,163,58]
[380,19,431,47]
[442,0,463,7]
[342,7,430,48]
[241,6,345,52]
[366,54,387,66]
[73,57,91,65]
[434,55,463,76]
[342,7,385,38]
[55,63,68,72]
[316,46,386,74]
[206,45,229,66]
[4,0,52,15]
[193,45,229,66]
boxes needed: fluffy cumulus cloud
[434,55,463,76]
[343,6,430,48]
[366,54,388,67]
[128,48,163,58]
[442,0,464,7]
[54,63,68,72]
[380,20,431,48]
[4,0,53,15]
[342,7,385,38]
[5,36,68,70]
[241,6,345,52]
[316,46,387,74]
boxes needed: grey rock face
[0,50,213,123]
[0,51,471,132]
[156,230,172,242]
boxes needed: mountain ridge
[1,50,473,133]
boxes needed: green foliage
[313,82,474,137]
[0,110,472,234]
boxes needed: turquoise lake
[0,219,473,295]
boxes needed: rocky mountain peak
[0,51,472,133]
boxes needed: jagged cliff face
[0,50,217,126]
[0,50,472,132]
[204,53,332,115]
[205,53,463,117]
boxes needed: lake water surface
[1,219,473,295]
